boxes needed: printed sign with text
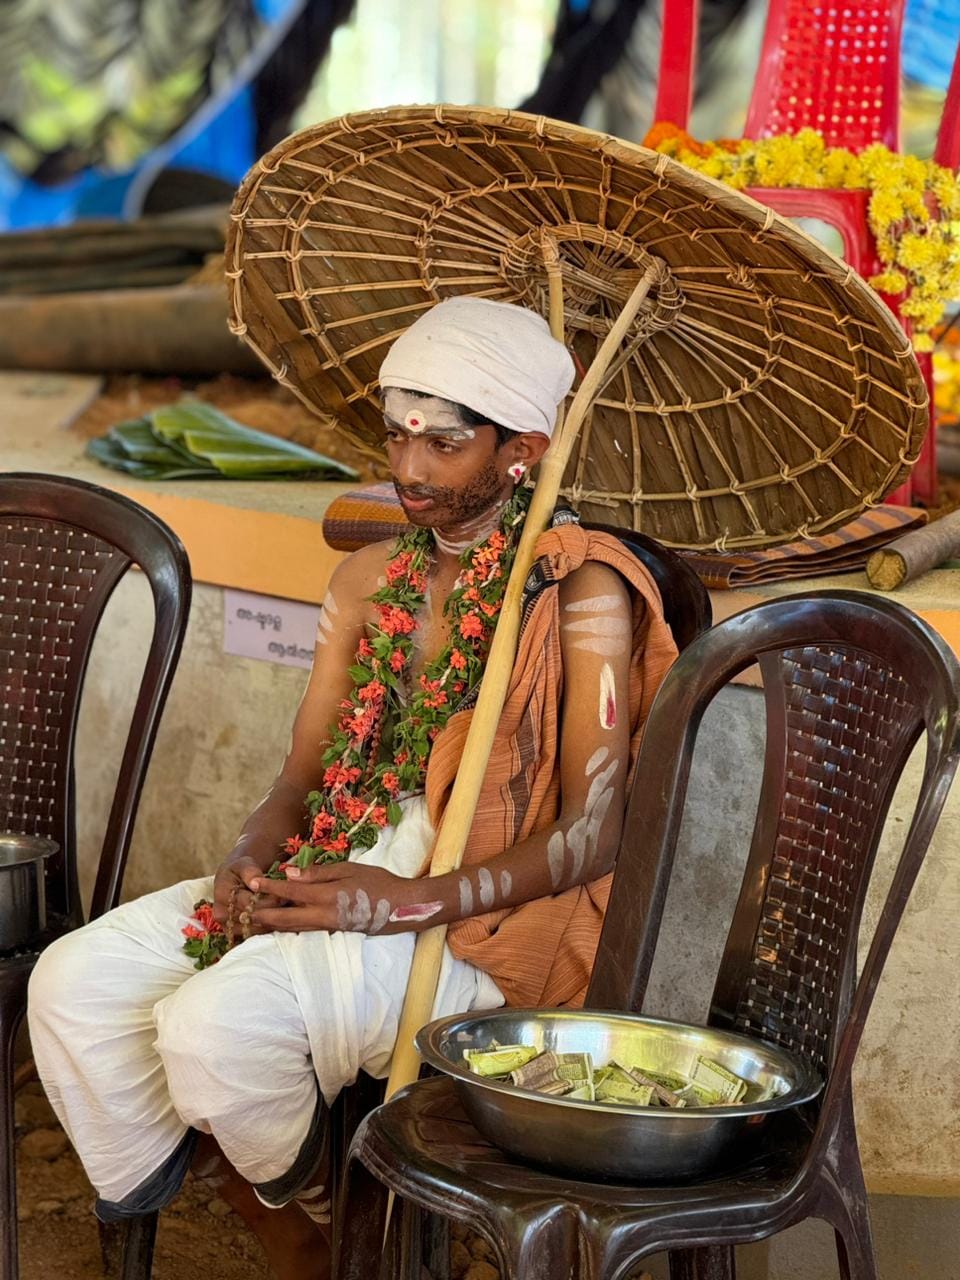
[223,589,320,670]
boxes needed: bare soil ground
[16,1082,272,1280]
[15,1081,514,1280]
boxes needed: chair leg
[119,1212,159,1280]
[0,971,30,1280]
[334,1156,390,1280]
[398,1201,423,1280]
[821,1136,878,1280]
[423,1212,450,1280]
[832,1208,878,1280]
[493,1205,579,1280]
[668,1246,737,1280]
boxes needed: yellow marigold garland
[643,124,960,352]
[933,334,960,428]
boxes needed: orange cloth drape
[425,523,679,1008]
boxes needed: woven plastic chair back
[653,0,700,129]
[0,474,191,925]
[589,590,960,1120]
[744,0,905,151]
[934,42,960,169]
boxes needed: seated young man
[28,296,678,1278]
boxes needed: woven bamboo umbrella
[226,105,929,1099]
[227,105,928,552]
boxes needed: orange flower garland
[182,485,531,967]
[643,123,960,351]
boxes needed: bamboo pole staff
[383,261,661,1101]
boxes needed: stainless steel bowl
[417,1008,822,1182]
[0,833,58,951]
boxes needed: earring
[508,463,527,484]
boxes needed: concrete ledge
[1,370,351,604]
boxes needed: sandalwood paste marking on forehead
[383,388,477,439]
[599,663,617,729]
[388,900,443,924]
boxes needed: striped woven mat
[321,485,925,588]
[679,506,926,588]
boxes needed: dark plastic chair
[336,590,960,1280]
[0,473,191,1280]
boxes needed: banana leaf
[86,433,219,479]
[85,399,358,481]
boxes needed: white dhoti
[27,798,502,1211]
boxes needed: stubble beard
[393,456,507,531]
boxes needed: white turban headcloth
[379,296,575,438]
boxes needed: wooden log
[866,509,960,590]
[0,263,204,296]
[0,219,223,269]
[0,285,262,376]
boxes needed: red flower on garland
[312,811,335,842]
[377,604,416,636]
[324,764,362,789]
[459,612,485,640]
[386,551,414,584]
[342,795,369,823]
[181,899,228,969]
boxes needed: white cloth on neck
[379,296,574,438]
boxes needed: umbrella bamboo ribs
[227,105,928,553]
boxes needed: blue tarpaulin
[0,0,304,231]
[903,0,960,91]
